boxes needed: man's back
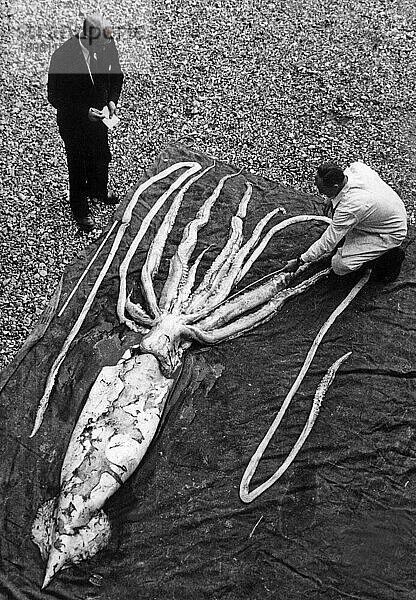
[340,162,407,238]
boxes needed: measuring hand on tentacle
[30,161,367,588]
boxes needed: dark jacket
[48,35,124,127]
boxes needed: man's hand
[88,107,105,122]
[108,101,116,117]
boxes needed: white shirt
[79,36,90,65]
[78,36,96,84]
[301,162,408,263]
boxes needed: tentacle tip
[29,419,41,438]
[341,351,353,362]
[41,577,51,590]
[41,566,55,589]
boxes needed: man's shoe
[76,215,95,233]
[92,192,119,206]
[369,247,405,283]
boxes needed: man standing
[286,162,407,282]
[48,13,124,233]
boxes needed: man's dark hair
[317,162,344,187]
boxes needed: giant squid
[30,160,369,587]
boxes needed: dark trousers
[58,120,111,220]
[369,246,405,283]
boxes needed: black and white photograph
[1,1,416,598]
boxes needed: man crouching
[286,162,407,282]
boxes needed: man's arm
[300,208,358,264]
[47,52,64,110]
[47,49,90,119]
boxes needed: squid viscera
[30,161,368,587]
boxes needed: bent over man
[48,12,124,233]
[287,162,407,282]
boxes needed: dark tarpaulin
[1,145,416,600]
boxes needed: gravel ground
[1,0,416,371]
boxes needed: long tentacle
[140,165,214,319]
[58,221,119,318]
[159,172,241,312]
[185,268,330,341]
[184,182,256,313]
[30,161,200,438]
[237,214,331,283]
[186,215,330,323]
[238,268,371,503]
[240,352,352,503]
[117,162,202,330]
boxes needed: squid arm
[184,182,255,313]
[187,202,286,315]
[124,293,153,333]
[239,268,371,503]
[58,221,119,318]
[186,269,330,343]
[30,161,201,438]
[117,162,203,327]
[140,165,214,318]
[237,214,331,283]
[172,245,214,314]
[187,214,327,323]
[190,270,291,330]
[159,172,241,312]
